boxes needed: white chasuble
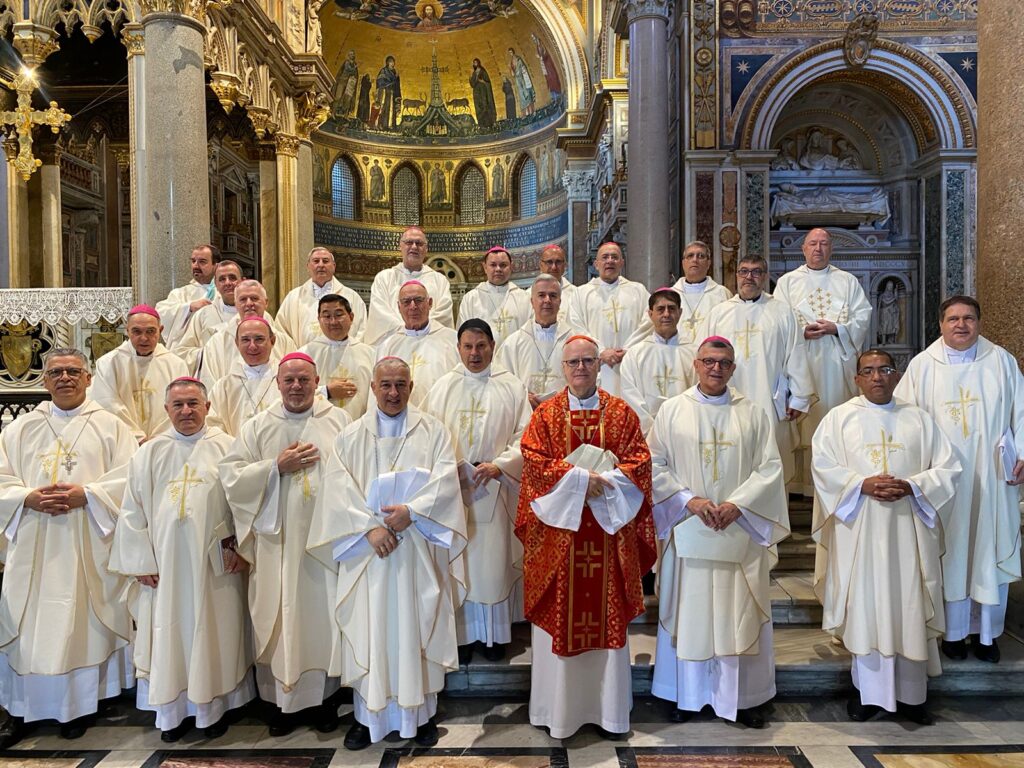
[300,336,376,419]
[207,362,281,437]
[495,322,579,402]
[173,299,236,371]
[620,335,696,435]
[0,401,136,722]
[221,401,350,711]
[556,277,577,325]
[277,278,367,347]
[625,278,732,352]
[307,407,466,740]
[894,337,1024,610]
[647,387,789,720]
[365,263,454,345]
[774,265,872,490]
[425,367,531,644]
[89,341,189,441]
[197,314,296,387]
[457,283,531,348]
[812,398,958,660]
[568,277,650,396]
[156,279,214,349]
[704,293,814,483]
[109,427,254,729]
[375,323,459,408]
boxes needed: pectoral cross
[653,363,681,397]
[700,427,735,483]
[168,463,206,520]
[491,307,515,337]
[572,611,601,647]
[735,320,761,360]
[133,377,155,424]
[529,366,554,394]
[1,69,72,181]
[574,541,603,577]
[866,430,905,474]
[39,439,76,484]
[943,385,979,439]
[457,396,487,448]
[330,362,352,405]
[603,298,623,334]
[682,310,704,343]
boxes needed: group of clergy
[0,225,1021,749]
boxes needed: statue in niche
[799,128,839,170]
[492,158,506,199]
[538,147,549,195]
[470,58,497,128]
[836,139,863,170]
[369,160,385,201]
[770,183,891,227]
[333,50,359,119]
[306,0,324,54]
[429,163,446,203]
[771,137,800,170]
[877,279,902,344]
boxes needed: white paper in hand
[673,514,749,563]
[999,428,1019,483]
[564,443,617,473]
[772,372,790,421]
[367,468,431,523]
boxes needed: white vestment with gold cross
[812,396,960,711]
[207,361,282,437]
[0,400,136,723]
[457,282,531,348]
[375,322,460,408]
[625,277,732,352]
[425,365,531,647]
[221,400,351,712]
[88,340,189,441]
[156,279,214,349]
[568,276,650,396]
[109,426,255,730]
[277,277,367,348]
[300,336,376,419]
[495,321,581,403]
[895,336,1024,642]
[197,313,296,387]
[648,387,789,721]
[620,334,697,435]
[365,263,455,345]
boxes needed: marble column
[275,133,301,303]
[977,2,1021,361]
[624,0,671,287]
[38,143,63,287]
[258,141,279,310]
[3,139,29,288]
[135,12,210,305]
[297,140,314,264]
[562,168,594,283]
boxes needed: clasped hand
[861,474,912,501]
[327,377,358,400]
[25,483,87,514]
[472,462,502,488]
[586,471,614,499]
[687,497,741,531]
[804,318,838,340]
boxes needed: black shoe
[897,702,934,726]
[0,715,26,749]
[343,722,372,751]
[847,698,882,722]
[595,725,626,741]
[203,719,228,739]
[736,707,766,729]
[59,716,91,740]
[941,639,968,660]
[414,718,439,747]
[161,719,193,743]
[313,703,339,734]
[481,643,506,662]
[268,711,297,738]
[972,636,1001,663]
[458,644,474,665]
[669,707,693,723]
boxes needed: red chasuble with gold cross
[516,388,657,657]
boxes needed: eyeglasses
[563,357,598,369]
[44,367,86,380]
[857,366,898,377]
[401,239,426,247]
[683,253,710,261]
[737,268,765,278]
[399,297,427,306]
[696,358,734,370]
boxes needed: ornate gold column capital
[275,133,300,157]
[246,106,278,139]
[10,22,60,66]
[2,137,19,164]
[122,24,145,58]
[138,0,231,25]
[210,70,248,113]
[294,89,331,140]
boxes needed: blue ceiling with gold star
[937,51,977,100]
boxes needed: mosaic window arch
[513,155,538,220]
[391,165,422,226]
[330,156,360,220]
[456,164,486,226]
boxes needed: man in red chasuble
[516,335,657,739]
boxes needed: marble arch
[738,38,976,152]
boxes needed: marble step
[447,624,1024,698]
[775,532,816,571]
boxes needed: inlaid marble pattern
[851,745,1024,768]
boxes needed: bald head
[539,245,567,280]
[236,317,275,366]
[278,356,319,413]
[595,242,624,283]
[398,281,431,330]
[372,357,413,416]
[801,228,832,270]
[399,227,428,270]
[561,337,600,398]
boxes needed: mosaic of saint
[323,1,564,143]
